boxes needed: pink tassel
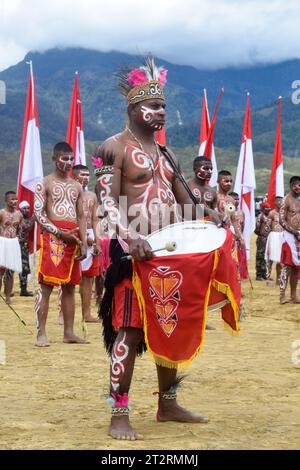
[127,69,148,86]
[112,392,129,407]
[92,156,103,168]
[159,68,168,87]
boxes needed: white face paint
[140,105,165,129]
[57,154,74,172]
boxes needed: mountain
[1,48,300,155]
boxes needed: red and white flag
[17,61,43,216]
[66,71,86,166]
[267,96,284,208]
[198,89,219,187]
[234,93,256,259]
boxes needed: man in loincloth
[265,196,284,285]
[228,192,249,280]
[34,142,88,347]
[72,164,100,322]
[279,176,300,304]
[255,202,272,280]
[0,191,23,304]
[95,57,223,441]
[18,201,35,296]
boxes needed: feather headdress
[116,55,168,105]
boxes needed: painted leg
[156,365,209,423]
[35,284,53,346]
[57,286,64,325]
[279,264,291,304]
[290,267,300,303]
[109,328,144,441]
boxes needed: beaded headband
[116,55,167,106]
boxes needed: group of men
[255,177,300,304]
[1,55,299,443]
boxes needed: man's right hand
[207,209,224,228]
[127,238,153,261]
[60,228,81,245]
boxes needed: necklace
[127,128,159,183]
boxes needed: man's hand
[128,238,153,261]
[237,237,245,249]
[76,243,87,261]
[87,237,94,247]
[60,228,81,245]
[206,209,224,228]
[93,241,101,256]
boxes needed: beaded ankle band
[112,406,130,416]
[161,392,177,400]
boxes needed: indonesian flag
[267,97,284,208]
[155,127,166,146]
[234,93,256,259]
[198,89,220,187]
[66,71,86,166]
[17,61,43,217]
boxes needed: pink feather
[127,69,148,87]
[159,68,168,87]
[91,156,103,168]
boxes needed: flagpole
[239,92,250,213]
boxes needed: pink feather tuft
[127,69,148,87]
[91,156,103,168]
[159,68,168,87]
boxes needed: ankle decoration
[108,393,130,416]
[154,376,185,401]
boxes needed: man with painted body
[265,196,284,284]
[96,60,223,441]
[187,156,218,211]
[0,191,23,303]
[279,176,300,304]
[34,142,88,347]
[72,164,100,322]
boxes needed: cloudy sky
[1,0,300,71]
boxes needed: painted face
[75,170,90,188]
[291,180,300,195]
[263,206,271,215]
[233,196,239,209]
[6,194,18,209]
[195,164,213,181]
[55,152,74,173]
[219,176,233,192]
[136,99,166,130]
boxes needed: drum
[145,221,229,311]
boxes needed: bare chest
[48,181,79,219]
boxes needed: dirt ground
[0,239,299,450]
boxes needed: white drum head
[145,221,227,256]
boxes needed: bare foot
[5,296,12,305]
[109,416,143,441]
[83,315,100,323]
[57,314,64,325]
[63,334,90,344]
[280,295,288,304]
[157,401,209,423]
[290,297,300,304]
[35,334,50,347]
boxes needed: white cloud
[1,0,300,71]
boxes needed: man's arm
[76,185,87,260]
[254,213,262,235]
[34,180,60,235]
[96,140,152,260]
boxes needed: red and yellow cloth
[38,220,81,287]
[132,229,240,368]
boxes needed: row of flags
[16,62,284,260]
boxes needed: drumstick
[122,241,177,261]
